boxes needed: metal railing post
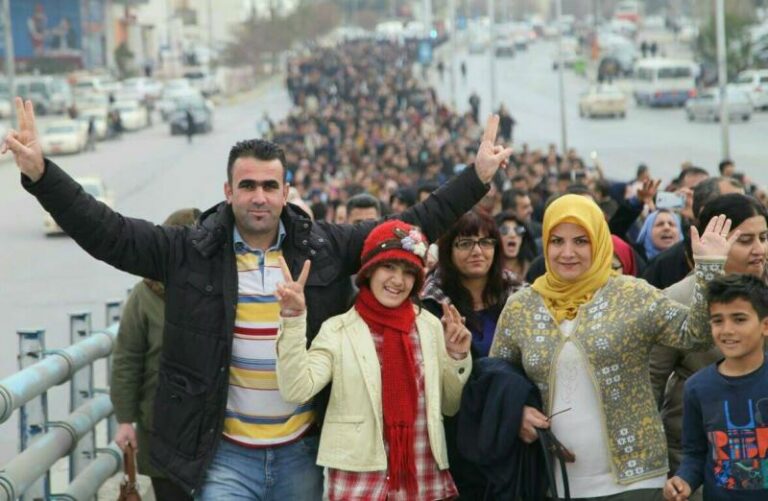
[17,329,50,501]
[69,313,95,481]
[104,300,123,442]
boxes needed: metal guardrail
[0,300,124,501]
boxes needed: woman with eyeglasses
[490,195,737,500]
[497,211,538,282]
[421,210,522,499]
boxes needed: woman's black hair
[436,210,510,332]
[697,194,768,234]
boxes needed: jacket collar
[193,201,312,258]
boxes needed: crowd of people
[5,38,768,501]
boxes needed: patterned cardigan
[489,260,724,485]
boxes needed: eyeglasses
[499,224,526,236]
[454,237,497,251]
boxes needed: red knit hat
[357,220,429,290]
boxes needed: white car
[732,70,768,110]
[40,120,88,155]
[0,97,10,118]
[44,178,113,235]
[77,108,109,140]
[157,89,205,121]
[110,100,149,131]
[685,87,753,122]
[579,84,628,118]
[121,77,163,102]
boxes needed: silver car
[685,87,753,122]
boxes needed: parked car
[685,87,753,122]
[579,84,627,118]
[156,87,200,121]
[0,94,11,118]
[40,119,88,155]
[732,69,768,111]
[120,77,163,102]
[552,37,580,69]
[77,108,109,140]
[495,38,516,57]
[110,100,149,131]
[169,95,214,135]
[44,177,112,235]
[7,76,72,115]
[183,70,219,97]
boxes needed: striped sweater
[223,226,315,447]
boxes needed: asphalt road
[432,38,768,187]
[0,76,293,463]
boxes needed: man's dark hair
[391,187,416,208]
[566,184,592,197]
[697,194,767,236]
[227,139,287,184]
[692,176,744,220]
[501,188,528,211]
[417,182,439,198]
[310,201,328,221]
[677,166,709,185]
[706,274,768,319]
[346,193,381,214]
[718,159,734,175]
[636,164,648,179]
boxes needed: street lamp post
[487,0,496,114]
[1,0,15,128]
[555,0,568,154]
[715,0,730,159]
[448,0,457,109]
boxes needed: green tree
[695,11,754,81]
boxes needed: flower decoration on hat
[394,227,428,260]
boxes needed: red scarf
[354,285,418,494]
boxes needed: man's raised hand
[474,114,514,184]
[275,257,311,318]
[2,98,44,181]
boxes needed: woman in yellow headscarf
[490,194,738,500]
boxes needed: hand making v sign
[275,257,311,318]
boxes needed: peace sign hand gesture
[2,98,45,181]
[691,214,741,259]
[474,115,514,184]
[275,257,311,318]
[441,303,472,360]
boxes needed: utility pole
[715,0,730,159]
[448,0,457,109]
[487,0,496,114]
[555,0,568,154]
[1,0,16,128]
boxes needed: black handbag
[536,428,573,501]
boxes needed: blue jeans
[195,435,323,500]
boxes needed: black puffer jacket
[24,159,489,495]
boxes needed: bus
[633,59,697,107]
[614,1,643,25]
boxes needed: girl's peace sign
[275,257,311,318]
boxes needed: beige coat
[276,307,472,472]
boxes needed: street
[0,77,293,462]
[432,38,768,187]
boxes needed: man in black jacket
[5,98,513,498]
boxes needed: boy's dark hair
[501,188,528,212]
[718,159,734,175]
[706,274,768,319]
[346,193,381,214]
[227,139,287,184]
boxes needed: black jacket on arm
[23,158,490,495]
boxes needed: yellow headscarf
[532,194,616,323]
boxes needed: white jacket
[276,307,472,472]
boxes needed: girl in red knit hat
[275,219,472,500]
